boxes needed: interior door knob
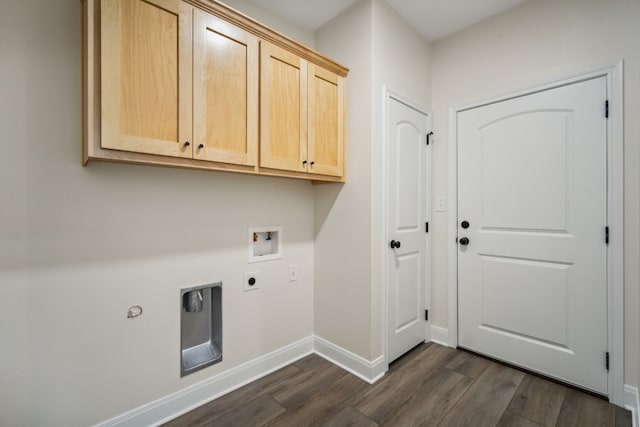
[459,237,469,246]
[461,220,470,229]
[390,240,401,249]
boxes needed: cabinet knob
[302,160,308,166]
[183,141,191,147]
[310,161,315,167]
[198,144,204,150]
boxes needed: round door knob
[461,220,470,229]
[390,240,401,249]
[459,237,470,246]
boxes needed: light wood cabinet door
[101,0,193,158]
[308,64,345,177]
[260,42,307,172]
[193,10,258,165]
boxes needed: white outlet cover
[243,271,259,292]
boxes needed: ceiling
[251,0,527,41]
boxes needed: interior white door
[457,77,608,394]
[387,96,429,363]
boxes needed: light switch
[436,196,446,212]
[289,265,298,282]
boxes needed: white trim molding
[314,335,386,384]
[96,335,387,427]
[97,336,314,427]
[624,385,639,427]
[430,326,450,347]
[447,62,625,405]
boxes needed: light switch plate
[289,265,298,282]
[436,196,446,212]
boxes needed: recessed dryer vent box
[180,282,222,377]
[249,226,282,263]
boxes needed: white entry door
[387,96,429,363]
[457,77,608,394]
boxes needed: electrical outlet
[289,264,298,282]
[243,271,259,292]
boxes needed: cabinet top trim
[185,0,349,77]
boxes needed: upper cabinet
[260,42,307,173]
[193,10,259,166]
[100,0,193,158]
[260,43,345,178]
[83,0,348,182]
[307,64,345,177]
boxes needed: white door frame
[447,62,624,404]
[381,87,431,369]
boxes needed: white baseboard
[313,335,387,384]
[97,336,314,427]
[96,335,387,426]
[430,325,450,347]
[625,385,639,427]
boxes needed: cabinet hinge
[605,226,610,245]
[426,132,433,146]
[606,351,610,371]
[426,222,429,233]
[425,309,429,321]
[605,100,609,118]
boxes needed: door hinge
[425,309,429,321]
[605,100,609,118]
[426,222,429,233]
[606,351,610,371]
[605,226,610,245]
[426,132,433,145]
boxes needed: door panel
[480,255,571,347]
[458,77,607,393]
[396,124,421,229]
[193,10,258,165]
[395,251,421,329]
[101,0,192,157]
[260,43,307,172]
[308,64,344,177]
[388,98,429,363]
[480,111,570,231]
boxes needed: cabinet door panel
[260,42,307,172]
[308,64,344,177]
[193,11,258,165]
[101,0,192,157]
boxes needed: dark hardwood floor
[164,343,632,427]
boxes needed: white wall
[314,0,374,359]
[430,0,640,388]
[0,1,316,425]
[220,0,315,47]
[314,0,431,360]
[0,2,30,423]
[370,0,431,357]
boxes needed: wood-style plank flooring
[164,343,631,427]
